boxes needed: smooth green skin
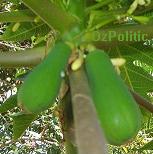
[85,51,142,145]
[18,42,71,113]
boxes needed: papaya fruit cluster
[17,42,142,145]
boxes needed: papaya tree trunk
[69,66,108,154]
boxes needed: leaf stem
[0,46,46,67]
[83,22,153,48]
[86,0,113,13]
[130,89,153,113]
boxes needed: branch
[69,67,107,154]
[83,21,153,49]
[0,46,46,67]
[130,89,153,113]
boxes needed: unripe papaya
[18,42,71,113]
[85,50,142,145]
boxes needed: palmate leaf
[22,0,77,33]
[109,44,153,99]
[8,0,20,4]
[12,112,37,140]
[88,10,117,30]
[139,140,153,150]
[1,22,50,41]
[0,94,17,113]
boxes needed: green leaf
[140,106,152,119]
[0,10,36,23]
[109,44,153,99]
[0,94,17,113]
[132,16,151,24]
[15,71,30,81]
[1,22,50,41]
[8,0,20,4]
[12,112,37,140]
[139,140,153,150]
[145,128,153,134]
[88,10,117,30]
[0,0,4,3]
[67,0,86,21]
[22,0,77,33]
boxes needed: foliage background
[0,0,153,153]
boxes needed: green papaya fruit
[85,50,142,145]
[18,42,71,113]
